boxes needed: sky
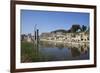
[21,9,89,35]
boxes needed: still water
[21,41,89,62]
[39,42,89,61]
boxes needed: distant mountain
[51,29,67,33]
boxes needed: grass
[21,41,56,62]
[21,41,40,62]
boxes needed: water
[21,41,89,63]
[39,41,89,61]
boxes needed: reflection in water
[21,41,89,63]
[71,47,81,57]
[39,41,89,61]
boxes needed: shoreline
[40,39,89,44]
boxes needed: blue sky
[21,9,89,35]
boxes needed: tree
[81,25,87,32]
[70,24,81,32]
[86,26,89,33]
